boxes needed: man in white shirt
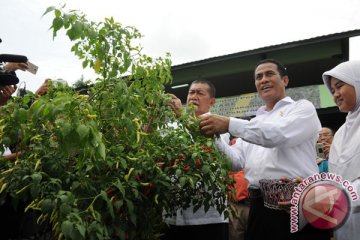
[165,79,228,240]
[199,59,330,240]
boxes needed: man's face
[254,63,288,107]
[186,83,215,116]
[318,128,333,144]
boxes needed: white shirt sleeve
[1,147,12,156]
[228,100,320,148]
[215,136,245,171]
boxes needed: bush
[0,6,232,240]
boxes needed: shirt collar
[256,96,294,115]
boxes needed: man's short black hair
[190,79,216,98]
[255,59,288,77]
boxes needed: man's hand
[199,114,230,137]
[0,85,17,106]
[35,80,50,96]
[323,142,331,159]
[2,151,23,162]
[4,62,29,72]
[167,93,183,117]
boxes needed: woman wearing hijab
[322,60,360,240]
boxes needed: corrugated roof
[172,29,360,70]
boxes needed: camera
[0,38,29,86]
[316,143,325,159]
[0,54,28,86]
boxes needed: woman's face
[330,77,357,112]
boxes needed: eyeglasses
[319,133,332,137]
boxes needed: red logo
[300,182,350,230]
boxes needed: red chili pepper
[177,154,186,160]
[195,159,202,168]
[183,165,191,171]
[201,146,212,153]
[156,159,165,170]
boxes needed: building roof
[167,29,360,102]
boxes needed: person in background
[227,136,249,240]
[35,79,51,96]
[165,79,228,240]
[35,78,68,96]
[199,59,330,240]
[0,77,68,239]
[316,127,334,173]
[322,60,360,240]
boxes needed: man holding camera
[316,127,334,173]
[0,62,29,73]
[0,62,29,106]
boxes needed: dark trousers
[245,189,331,240]
[163,223,228,240]
[0,196,51,239]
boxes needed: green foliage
[0,6,232,240]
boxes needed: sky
[1,0,360,93]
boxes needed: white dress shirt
[164,117,228,225]
[216,97,321,188]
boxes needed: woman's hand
[277,176,303,208]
